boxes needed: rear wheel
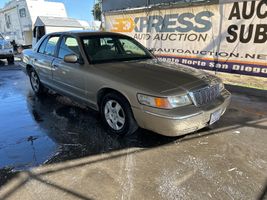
[29,70,47,95]
[7,56,14,64]
[100,92,138,136]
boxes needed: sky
[0,0,95,21]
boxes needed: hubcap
[104,100,125,131]
[30,72,39,92]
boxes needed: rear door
[51,35,87,101]
[33,35,60,85]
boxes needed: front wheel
[100,92,138,136]
[29,70,46,95]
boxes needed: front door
[52,36,87,102]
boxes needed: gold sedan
[21,31,231,137]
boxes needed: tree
[92,2,102,21]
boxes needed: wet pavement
[0,64,176,171]
[0,63,267,199]
[0,68,56,170]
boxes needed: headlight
[137,94,172,109]
[219,82,225,92]
[137,94,192,109]
[168,95,192,108]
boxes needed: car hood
[96,59,220,95]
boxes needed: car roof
[49,30,128,37]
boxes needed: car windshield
[81,35,153,64]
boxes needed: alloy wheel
[30,71,40,92]
[104,100,126,131]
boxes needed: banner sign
[104,0,267,77]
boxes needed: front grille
[190,85,220,106]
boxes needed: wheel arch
[97,88,132,109]
[26,64,34,76]
[97,87,139,135]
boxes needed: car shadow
[25,85,267,166]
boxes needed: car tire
[7,56,14,64]
[100,92,138,136]
[29,69,47,95]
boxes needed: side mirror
[64,54,78,63]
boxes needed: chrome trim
[188,91,197,106]
[144,110,203,120]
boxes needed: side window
[19,8,26,18]
[44,36,60,56]
[38,37,48,54]
[119,39,146,56]
[58,36,80,59]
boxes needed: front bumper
[0,48,14,59]
[132,89,231,137]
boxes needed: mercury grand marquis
[21,31,231,136]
